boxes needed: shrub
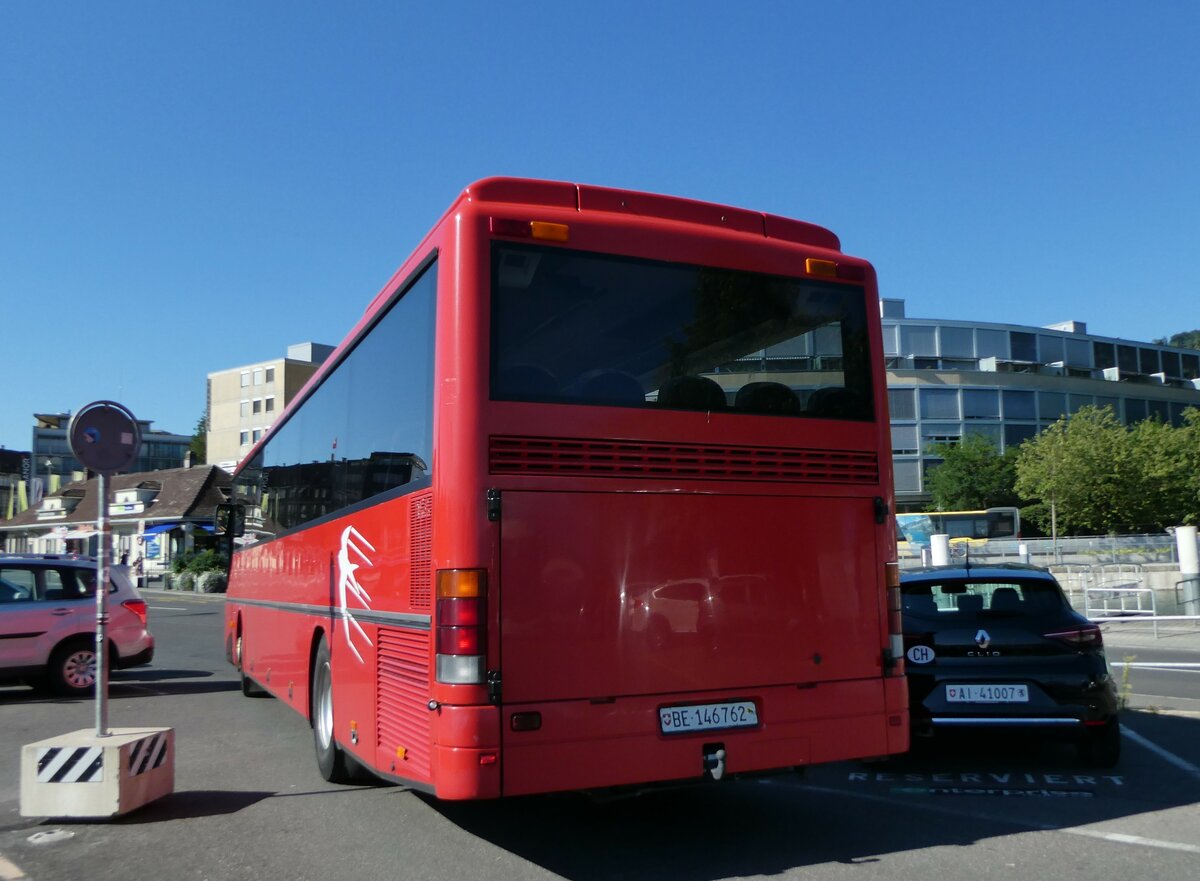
[170,549,228,574]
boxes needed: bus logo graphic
[338,525,376,663]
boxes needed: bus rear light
[437,596,482,626]
[489,217,570,242]
[530,221,569,242]
[436,654,486,684]
[804,257,866,282]
[436,626,484,655]
[436,569,487,685]
[806,258,837,278]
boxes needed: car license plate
[659,700,758,735]
[946,684,1029,703]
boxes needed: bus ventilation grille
[489,436,878,484]
[409,491,433,611]
[377,627,431,778]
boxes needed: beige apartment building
[207,342,334,472]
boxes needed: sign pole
[95,471,110,737]
[20,400,176,820]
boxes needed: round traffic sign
[68,401,142,475]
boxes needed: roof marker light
[806,258,837,278]
[530,221,569,242]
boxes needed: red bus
[224,177,907,799]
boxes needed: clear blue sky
[2,1,1197,452]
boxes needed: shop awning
[60,528,97,540]
[142,522,214,537]
[142,522,181,537]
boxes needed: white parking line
[1121,726,1200,780]
[1067,829,1200,855]
[798,783,1200,856]
[0,852,27,880]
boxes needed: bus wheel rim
[316,661,333,748]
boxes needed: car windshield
[902,578,1064,617]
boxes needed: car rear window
[902,578,1065,616]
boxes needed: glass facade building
[879,300,1200,507]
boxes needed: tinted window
[963,389,999,419]
[902,578,1064,616]
[1010,332,1037,362]
[920,388,958,419]
[888,388,916,420]
[490,243,874,420]
[235,261,437,535]
[0,568,37,601]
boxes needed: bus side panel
[325,492,436,786]
[227,491,438,788]
[229,537,328,719]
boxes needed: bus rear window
[490,243,874,420]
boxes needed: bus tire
[236,631,268,698]
[311,636,354,783]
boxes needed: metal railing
[1084,584,1159,638]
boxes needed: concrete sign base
[20,727,175,819]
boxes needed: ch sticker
[906,645,935,665]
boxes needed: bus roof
[459,177,842,252]
[234,177,853,480]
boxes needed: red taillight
[436,626,484,656]
[1044,624,1103,648]
[435,570,487,685]
[122,599,148,626]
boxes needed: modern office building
[206,342,334,471]
[878,299,1200,508]
[30,413,192,500]
[0,449,28,521]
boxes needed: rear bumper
[117,636,155,669]
[911,675,1119,737]
[496,677,907,797]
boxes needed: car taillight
[1044,624,1103,649]
[885,562,904,676]
[435,569,486,685]
[122,599,148,626]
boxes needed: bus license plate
[946,684,1029,704]
[659,700,759,735]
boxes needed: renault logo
[974,629,991,649]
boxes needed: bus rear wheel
[311,636,356,783]
[236,631,267,698]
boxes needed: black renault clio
[901,563,1121,767]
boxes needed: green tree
[189,412,208,465]
[1015,406,1134,536]
[1126,417,1192,531]
[924,434,1019,510]
[1173,408,1200,525]
[1152,330,1200,350]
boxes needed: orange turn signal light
[437,568,486,599]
